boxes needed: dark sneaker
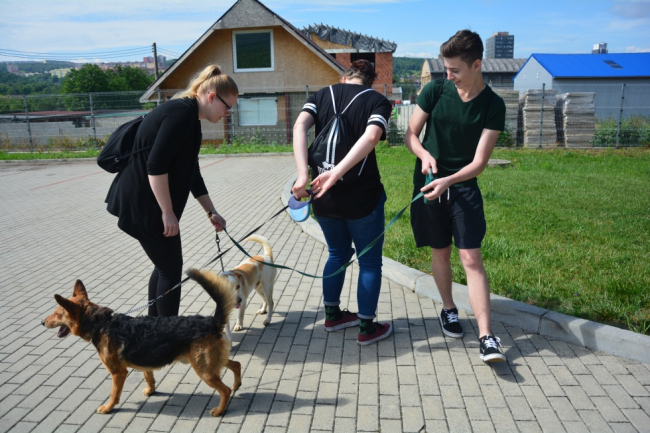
[479,335,506,363]
[357,322,393,346]
[439,308,464,338]
[324,310,360,332]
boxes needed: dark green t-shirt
[414,79,506,188]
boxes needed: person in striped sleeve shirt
[291,59,394,346]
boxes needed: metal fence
[1,82,649,151]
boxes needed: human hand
[421,178,449,202]
[310,169,340,199]
[420,153,438,176]
[209,212,226,232]
[162,211,179,237]
[292,175,311,199]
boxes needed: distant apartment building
[49,68,72,78]
[486,32,514,59]
[6,64,19,73]
[592,43,608,54]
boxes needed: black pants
[139,234,183,317]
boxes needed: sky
[0,0,649,64]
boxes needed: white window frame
[232,29,274,72]
[238,97,278,126]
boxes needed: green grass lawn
[3,143,648,334]
[377,145,650,335]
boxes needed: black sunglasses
[215,93,233,113]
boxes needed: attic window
[604,60,623,69]
[233,30,274,72]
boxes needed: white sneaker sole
[480,353,506,363]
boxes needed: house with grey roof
[421,58,526,88]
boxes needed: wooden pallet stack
[555,93,596,148]
[494,89,519,133]
[519,89,557,148]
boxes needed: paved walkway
[0,156,649,433]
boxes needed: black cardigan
[105,97,209,241]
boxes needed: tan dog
[41,269,240,417]
[221,235,276,333]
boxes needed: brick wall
[375,52,393,95]
[335,53,352,70]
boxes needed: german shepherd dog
[41,269,241,417]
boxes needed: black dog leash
[123,204,289,316]
[221,191,425,279]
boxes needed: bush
[496,125,515,147]
[592,116,650,147]
[387,118,405,146]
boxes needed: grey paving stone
[621,408,650,432]
[617,374,650,397]
[532,407,566,433]
[578,409,615,432]
[560,420,590,433]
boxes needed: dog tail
[244,234,274,262]
[186,269,235,333]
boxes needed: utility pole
[152,43,159,80]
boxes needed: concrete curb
[281,175,650,365]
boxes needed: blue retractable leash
[288,190,313,222]
[222,188,426,279]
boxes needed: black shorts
[410,185,486,249]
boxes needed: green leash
[222,191,425,279]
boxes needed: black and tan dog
[41,269,241,417]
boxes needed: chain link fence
[1,83,649,151]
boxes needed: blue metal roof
[516,53,650,79]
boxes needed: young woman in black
[292,60,393,345]
[105,65,238,317]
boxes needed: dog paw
[232,380,241,391]
[263,318,271,326]
[143,387,155,396]
[233,324,243,331]
[97,404,113,414]
[210,407,225,417]
[257,308,267,315]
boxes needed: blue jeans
[316,193,386,319]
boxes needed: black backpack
[307,86,374,185]
[97,115,151,173]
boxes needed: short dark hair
[440,30,483,67]
[342,59,377,87]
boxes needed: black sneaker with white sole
[479,335,506,363]
[439,308,464,338]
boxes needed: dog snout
[41,320,45,326]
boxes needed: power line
[0,47,154,56]
[157,48,181,57]
[0,51,153,62]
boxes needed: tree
[107,66,154,91]
[61,64,110,94]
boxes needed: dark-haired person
[292,60,393,345]
[106,65,238,318]
[405,30,507,362]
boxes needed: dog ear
[73,280,88,298]
[55,294,80,317]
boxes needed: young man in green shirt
[405,30,507,362]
